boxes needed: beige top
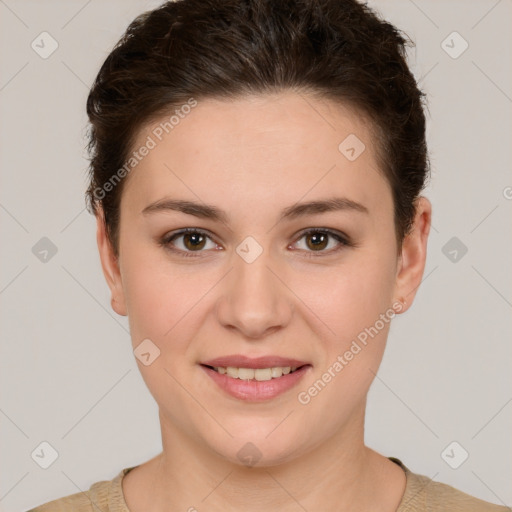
[27,458,509,511]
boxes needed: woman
[28,0,508,510]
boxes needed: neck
[124,405,406,512]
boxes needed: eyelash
[159,227,353,259]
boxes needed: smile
[200,363,312,402]
[207,365,302,381]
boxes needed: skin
[96,91,431,511]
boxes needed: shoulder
[26,467,136,512]
[392,458,510,512]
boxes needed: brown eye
[305,231,329,251]
[161,228,218,257]
[292,229,351,257]
[182,232,207,251]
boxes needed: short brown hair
[86,0,430,255]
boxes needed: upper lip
[201,355,310,369]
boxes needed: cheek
[119,256,208,412]
[119,244,195,348]
[298,251,397,343]
[292,244,397,398]
[293,266,396,430]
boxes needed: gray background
[0,1,511,510]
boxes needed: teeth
[226,367,239,378]
[214,365,300,380]
[271,367,282,378]
[238,367,254,380]
[255,368,273,381]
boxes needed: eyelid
[160,227,353,257]
[160,227,220,258]
[290,227,353,257]
[293,227,351,244]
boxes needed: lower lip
[200,365,311,402]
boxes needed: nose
[215,248,293,340]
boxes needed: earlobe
[393,196,432,314]
[96,209,127,316]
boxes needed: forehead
[121,92,390,219]
[142,92,377,162]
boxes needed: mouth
[199,356,312,401]
[200,364,307,381]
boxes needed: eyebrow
[142,197,368,223]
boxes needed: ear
[393,196,432,314]
[96,208,127,316]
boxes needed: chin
[205,425,311,469]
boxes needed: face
[97,91,430,467]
